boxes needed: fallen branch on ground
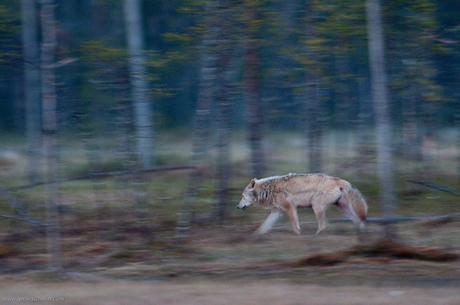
[291,213,460,227]
[280,239,459,267]
[0,187,44,227]
[0,214,45,227]
[0,186,27,214]
[407,180,460,197]
[10,165,198,191]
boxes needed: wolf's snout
[236,203,247,210]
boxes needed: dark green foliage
[0,2,20,64]
[0,0,457,130]
[0,1,21,131]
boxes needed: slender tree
[303,1,322,172]
[388,1,441,165]
[356,76,374,163]
[244,0,265,178]
[214,61,232,223]
[366,0,396,238]
[305,80,322,172]
[176,1,218,239]
[214,1,235,223]
[21,0,41,182]
[40,0,62,271]
[124,0,154,169]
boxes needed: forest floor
[1,220,460,305]
[0,131,459,304]
[1,277,460,305]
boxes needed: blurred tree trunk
[303,4,322,173]
[214,63,232,224]
[40,0,62,271]
[21,0,41,183]
[176,1,217,239]
[334,54,351,126]
[214,4,234,223]
[401,82,422,163]
[366,0,397,239]
[457,100,460,178]
[305,80,322,172]
[244,0,265,178]
[357,77,372,153]
[124,0,154,169]
[356,76,375,175]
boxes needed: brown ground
[1,132,459,304]
[1,278,460,305]
[1,220,460,305]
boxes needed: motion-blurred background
[0,0,459,303]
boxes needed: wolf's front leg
[255,209,283,235]
[285,205,301,235]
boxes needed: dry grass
[0,130,459,304]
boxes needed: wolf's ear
[250,178,257,188]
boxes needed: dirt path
[1,279,459,305]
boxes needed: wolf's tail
[338,187,368,228]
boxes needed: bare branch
[0,214,45,227]
[407,180,460,197]
[292,213,460,227]
[11,165,198,191]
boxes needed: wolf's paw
[248,233,269,242]
[314,228,325,236]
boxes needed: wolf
[236,173,368,235]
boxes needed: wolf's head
[237,178,258,209]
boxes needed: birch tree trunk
[366,0,397,239]
[22,0,41,183]
[124,0,154,169]
[40,0,62,271]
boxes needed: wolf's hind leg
[312,204,327,235]
[336,197,362,227]
[285,206,301,235]
[255,209,283,235]
[311,191,341,235]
